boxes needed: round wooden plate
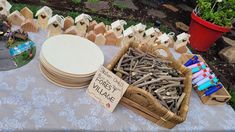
[40,53,96,78]
[41,34,104,76]
[40,63,90,89]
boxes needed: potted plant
[189,0,235,51]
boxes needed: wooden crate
[106,44,192,129]
[178,53,231,105]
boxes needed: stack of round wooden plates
[39,35,104,89]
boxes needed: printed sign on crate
[87,66,129,112]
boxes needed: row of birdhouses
[7,6,39,33]
[4,4,190,54]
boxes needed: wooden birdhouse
[86,31,96,42]
[21,19,39,33]
[0,0,11,16]
[20,7,33,19]
[174,32,190,54]
[156,33,171,47]
[36,6,53,29]
[75,13,92,34]
[123,26,135,45]
[105,25,112,31]
[95,33,106,45]
[167,32,175,48]
[47,14,64,37]
[94,22,106,35]
[111,20,127,37]
[144,27,161,45]
[134,23,146,43]
[8,10,25,26]
[63,16,74,31]
[64,26,79,35]
[104,30,121,46]
[87,20,97,32]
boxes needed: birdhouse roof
[111,20,127,29]
[48,14,64,28]
[135,23,146,31]
[177,32,190,41]
[158,33,170,44]
[145,27,155,36]
[0,0,12,11]
[75,13,92,25]
[8,10,22,18]
[35,6,53,18]
[123,26,134,37]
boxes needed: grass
[229,91,235,109]
[71,0,82,4]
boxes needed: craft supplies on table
[178,53,231,105]
[39,35,104,88]
[107,43,192,129]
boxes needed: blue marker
[202,84,223,96]
[184,55,199,67]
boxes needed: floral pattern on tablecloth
[0,28,235,131]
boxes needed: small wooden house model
[64,26,79,35]
[21,19,39,33]
[144,27,161,45]
[156,33,170,46]
[47,14,64,37]
[87,20,97,32]
[75,13,92,34]
[94,22,106,35]
[105,30,121,46]
[8,10,25,26]
[86,31,96,42]
[123,26,135,45]
[20,7,33,19]
[95,33,106,45]
[0,0,11,16]
[111,20,127,37]
[35,6,53,29]
[63,16,74,30]
[174,32,190,54]
[134,23,146,43]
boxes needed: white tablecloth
[0,28,235,131]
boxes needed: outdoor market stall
[0,1,235,131]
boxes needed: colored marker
[184,55,199,67]
[202,84,223,96]
[196,74,216,86]
[192,68,210,79]
[192,72,211,85]
[197,78,219,91]
[187,62,204,69]
[192,64,207,74]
